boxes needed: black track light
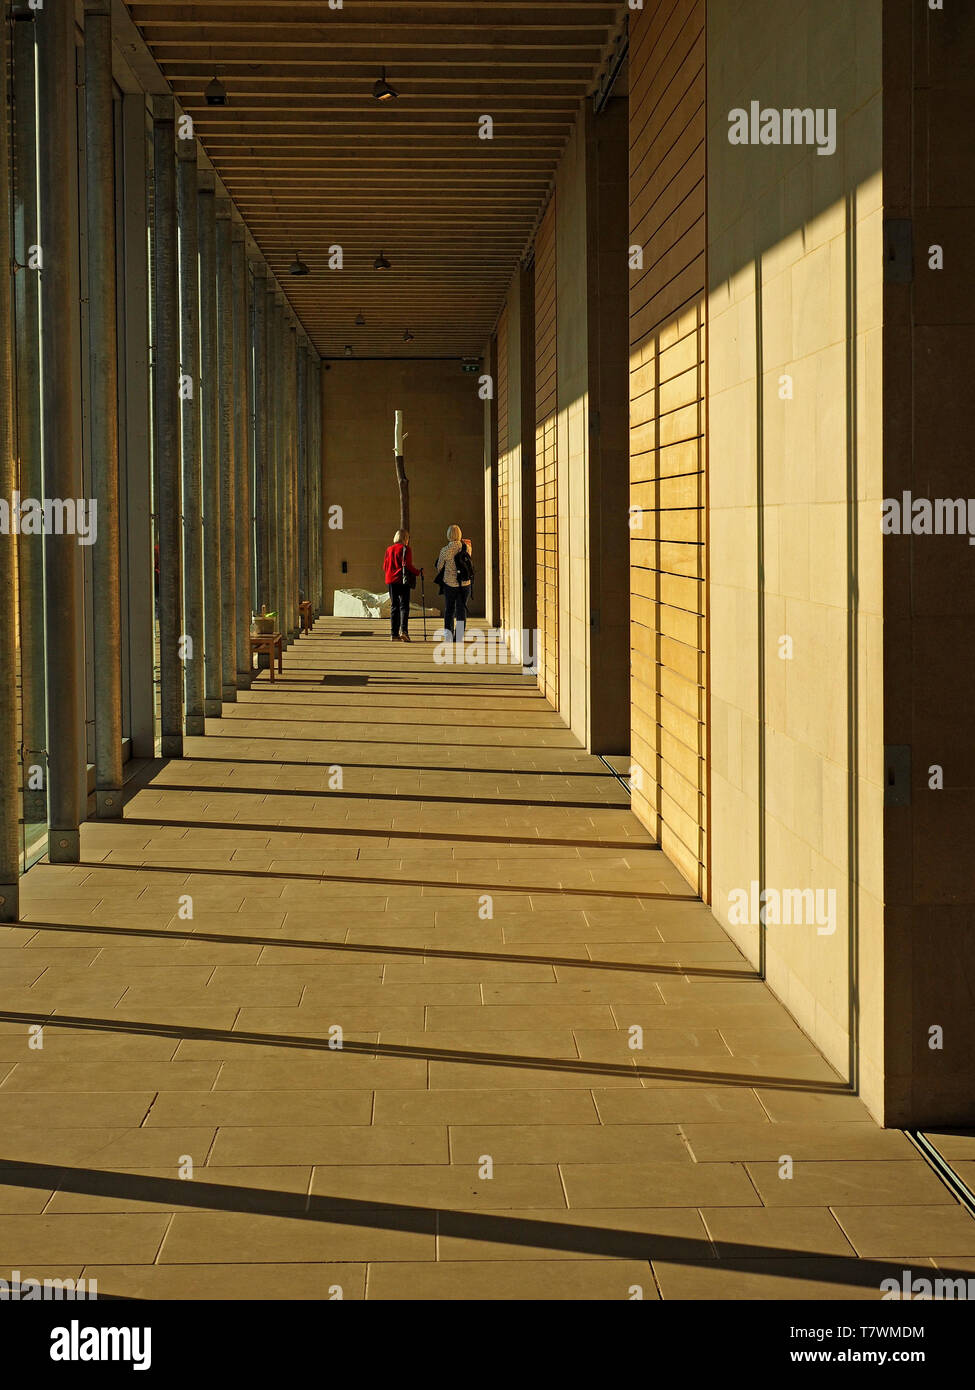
[205,75,228,107]
[373,250,391,271]
[373,67,398,102]
[355,310,366,326]
[288,251,310,277]
[403,329,415,343]
[343,345,353,357]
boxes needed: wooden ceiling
[124,0,626,358]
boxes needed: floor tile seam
[144,1212,177,1266]
[693,1208,721,1257]
[552,1159,574,1212]
[821,1206,864,1256]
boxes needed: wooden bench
[249,631,283,682]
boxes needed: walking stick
[420,570,427,642]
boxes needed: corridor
[1,621,973,1301]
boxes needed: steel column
[0,6,19,914]
[265,287,278,626]
[215,199,236,702]
[312,356,323,613]
[304,349,315,614]
[83,0,124,811]
[197,182,221,717]
[176,129,205,736]
[283,318,294,636]
[12,13,45,806]
[289,322,296,633]
[253,271,269,609]
[271,294,284,629]
[275,304,286,639]
[297,343,308,602]
[119,96,154,756]
[232,227,252,687]
[308,354,318,614]
[84,0,124,813]
[151,97,183,758]
[13,17,45,812]
[245,263,257,607]
[38,0,86,860]
[12,16,47,846]
[285,308,293,636]
[264,288,275,625]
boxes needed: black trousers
[389,581,411,636]
[444,584,468,637]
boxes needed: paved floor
[1,618,974,1300]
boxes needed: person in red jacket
[383,529,422,642]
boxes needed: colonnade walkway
[1,619,973,1300]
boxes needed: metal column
[0,7,19,915]
[151,97,183,758]
[13,16,45,821]
[281,320,291,640]
[270,292,284,629]
[296,343,308,603]
[84,1,123,812]
[264,286,278,625]
[176,128,205,736]
[120,95,154,758]
[232,226,252,687]
[215,199,236,702]
[278,307,290,641]
[308,354,318,615]
[312,356,323,614]
[285,308,293,636]
[285,320,298,640]
[38,0,86,860]
[253,271,269,609]
[197,180,221,717]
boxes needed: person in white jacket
[435,524,472,642]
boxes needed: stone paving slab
[1,620,973,1300]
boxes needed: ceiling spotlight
[343,345,353,357]
[373,67,398,102]
[355,310,366,326]
[288,251,310,277]
[373,251,391,271]
[403,329,415,342]
[205,75,228,107]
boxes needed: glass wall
[7,18,153,871]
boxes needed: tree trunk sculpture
[394,410,409,533]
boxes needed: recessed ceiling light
[343,345,353,357]
[373,251,391,271]
[373,68,398,102]
[205,75,228,107]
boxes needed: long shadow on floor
[0,1011,846,1092]
[178,758,617,779]
[130,790,638,816]
[0,1158,964,1293]
[73,859,699,902]
[12,920,755,980]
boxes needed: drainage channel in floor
[597,753,632,794]
[906,1130,975,1217]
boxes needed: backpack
[454,544,475,585]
